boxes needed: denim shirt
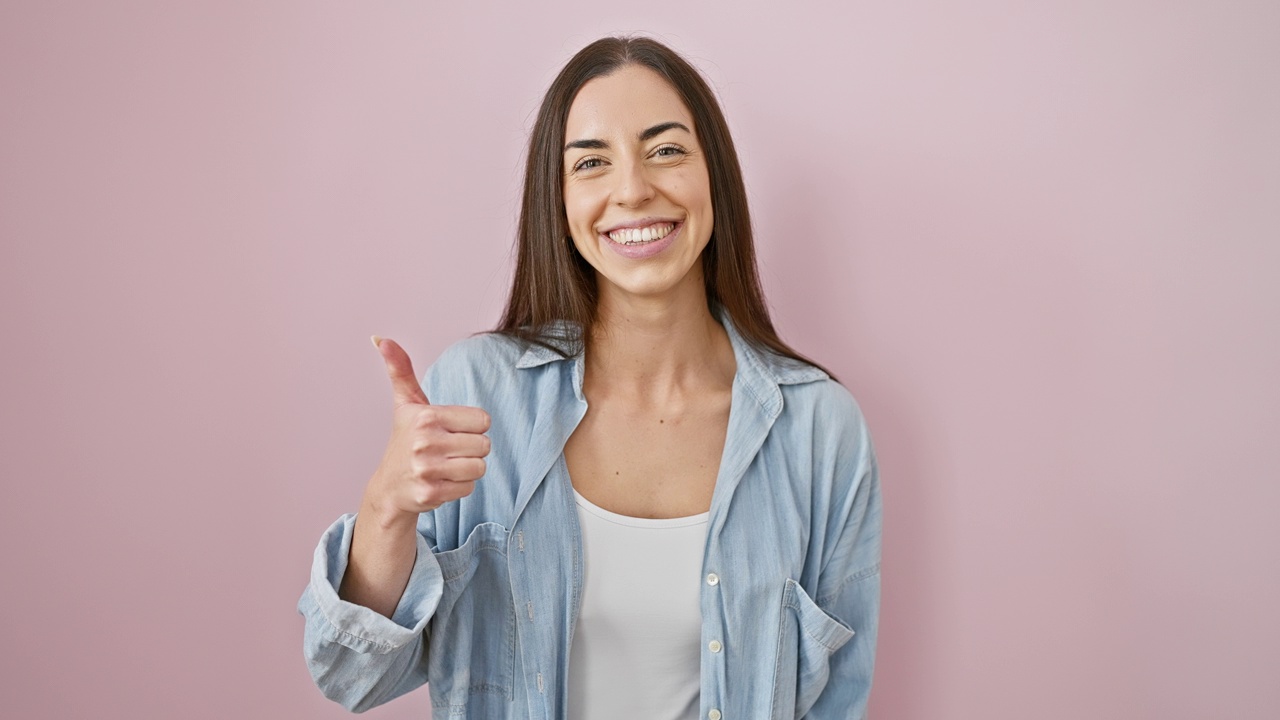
[298,312,882,719]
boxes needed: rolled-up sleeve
[297,513,444,712]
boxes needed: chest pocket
[427,522,516,715]
[771,578,856,718]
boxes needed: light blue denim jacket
[298,311,882,719]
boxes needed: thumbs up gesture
[365,336,492,523]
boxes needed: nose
[612,158,655,208]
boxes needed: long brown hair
[496,35,829,376]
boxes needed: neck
[585,275,735,398]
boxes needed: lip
[597,216,683,234]
[599,220,683,260]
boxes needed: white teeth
[607,222,675,245]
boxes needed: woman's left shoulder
[777,370,870,433]
[793,391,873,472]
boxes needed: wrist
[360,488,420,534]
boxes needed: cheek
[562,201,587,236]
[564,188,602,230]
[673,169,711,211]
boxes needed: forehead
[565,64,695,140]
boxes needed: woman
[299,36,881,719]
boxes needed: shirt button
[709,640,722,653]
[708,710,722,720]
[706,573,719,586]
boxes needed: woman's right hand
[339,337,491,616]
[364,336,492,528]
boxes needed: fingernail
[371,335,382,348]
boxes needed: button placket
[704,571,726,713]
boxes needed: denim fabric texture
[298,309,882,719]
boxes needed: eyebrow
[564,121,691,152]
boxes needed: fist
[367,336,491,521]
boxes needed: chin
[596,260,706,304]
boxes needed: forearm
[338,492,420,618]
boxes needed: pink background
[2,2,1277,718]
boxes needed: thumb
[372,335,430,407]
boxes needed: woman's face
[562,64,713,303]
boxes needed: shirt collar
[513,320,583,369]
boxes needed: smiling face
[562,64,714,304]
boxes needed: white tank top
[566,487,709,720]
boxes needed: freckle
[659,419,664,424]
[615,471,620,476]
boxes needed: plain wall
[2,1,1277,718]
